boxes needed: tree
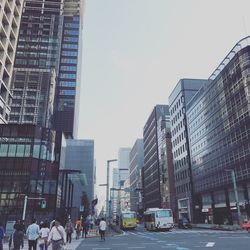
[81,192,89,220]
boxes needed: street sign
[80,205,84,212]
[41,200,46,209]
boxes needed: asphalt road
[76,224,250,250]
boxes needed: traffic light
[41,200,46,209]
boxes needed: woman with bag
[47,218,66,250]
[64,220,74,243]
[38,222,50,250]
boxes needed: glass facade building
[187,37,250,224]
[142,105,169,209]
[157,115,175,214]
[169,79,208,221]
[59,139,95,220]
[0,124,62,226]
[53,14,80,135]
[129,139,144,212]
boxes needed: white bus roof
[145,208,171,212]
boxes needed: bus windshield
[122,213,136,219]
[156,210,172,218]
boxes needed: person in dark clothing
[13,224,24,250]
[19,220,25,249]
[64,220,74,243]
[0,223,4,250]
[82,220,89,238]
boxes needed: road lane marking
[219,236,249,239]
[112,243,128,245]
[205,242,215,247]
[92,248,111,250]
[138,242,157,244]
[127,247,145,249]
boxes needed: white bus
[144,208,174,231]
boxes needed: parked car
[242,220,250,232]
[178,218,192,229]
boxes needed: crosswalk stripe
[205,242,215,247]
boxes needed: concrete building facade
[0,0,24,123]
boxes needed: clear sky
[77,0,250,210]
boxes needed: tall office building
[111,148,131,217]
[117,147,131,185]
[9,0,84,136]
[169,79,208,221]
[187,37,250,224]
[142,105,169,209]
[61,139,95,208]
[54,0,83,136]
[0,0,24,123]
[157,115,176,214]
[129,139,144,212]
[9,0,63,126]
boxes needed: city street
[76,225,250,250]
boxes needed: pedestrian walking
[47,218,66,250]
[13,224,24,250]
[82,220,89,238]
[74,219,82,240]
[19,220,25,249]
[38,222,49,250]
[0,223,4,250]
[26,218,40,250]
[64,219,74,243]
[98,218,107,241]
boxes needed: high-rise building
[187,37,250,224]
[157,115,176,214]
[9,0,63,126]
[54,0,84,136]
[111,148,131,217]
[142,105,169,209]
[129,139,144,212]
[9,0,84,136]
[169,79,208,221]
[0,0,24,123]
[60,139,95,215]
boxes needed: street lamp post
[106,159,117,219]
[226,169,241,225]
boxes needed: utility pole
[231,169,241,225]
[22,195,28,221]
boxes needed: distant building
[157,115,176,214]
[111,148,131,217]
[120,178,130,212]
[60,139,95,220]
[0,0,24,123]
[169,79,208,221]
[129,139,144,212]
[142,105,169,209]
[187,37,250,224]
[0,124,62,225]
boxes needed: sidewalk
[3,237,84,250]
[192,223,242,231]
